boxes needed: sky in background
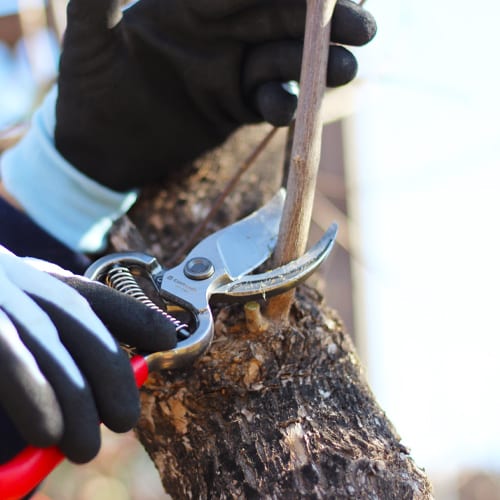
[351,0,500,476]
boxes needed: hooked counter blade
[213,222,338,300]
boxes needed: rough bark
[113,124,433,499]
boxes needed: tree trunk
[115,124,433,499]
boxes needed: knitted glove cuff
[0,86,138,253]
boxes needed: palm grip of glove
[0,269,177,464]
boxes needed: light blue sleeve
[0,87,138,254]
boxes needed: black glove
[0,248,177,463]
[55,0,377,191]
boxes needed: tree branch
[267,0,337,320]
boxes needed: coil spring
[106,265,190,339]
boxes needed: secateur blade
[212,222,338,301]
[158,188,285,309]
[145,189,286,369]
[185,188,286,280]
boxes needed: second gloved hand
[0,246,177,463]
[55,0,377,191]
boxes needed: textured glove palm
[55,0,377,191]
[0,247,177,463]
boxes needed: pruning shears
[0,189,338,499]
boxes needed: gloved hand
[0,245,177,463]
[55,0,377,191]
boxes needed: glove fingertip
[60,277,178,352]
[61,434,101,464]
[141,307,180,351]
[101,364,141,433]
[363,14,378,44]
[255,82,298,127]
[333,1,378,46]
[327,46,359,88]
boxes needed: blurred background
[1,0,499,499]
[319,0,500,498]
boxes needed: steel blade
[184,189,285,280]
[212,223,338,300]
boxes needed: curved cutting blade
[184,189,286,280]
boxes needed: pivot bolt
[184,257,214,280]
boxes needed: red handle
[130,354,150,387]
[0,355,149,500]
